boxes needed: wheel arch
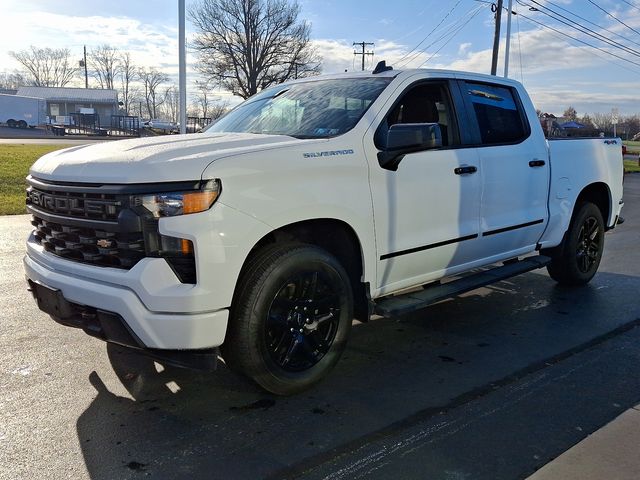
[542,181,611,258]
[236,218,371,322]
[575,182,612,228]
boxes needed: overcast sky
[1,0,639,115]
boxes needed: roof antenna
[372,60,393,74]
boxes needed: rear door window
[465,82,529,145]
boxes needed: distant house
[16,86,119,122]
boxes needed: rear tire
[17,120,28,129]
[6,119,16,128]
[547,202,604,285]
[222,243,353,395]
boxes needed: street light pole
[179,0,187,134]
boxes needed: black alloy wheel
[575,215,602,274]
[265,270,341,372]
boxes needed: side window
[465,82,528,145]
[375,82,458,149]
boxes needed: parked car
[145,119,178,134]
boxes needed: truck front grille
[26,186,121,221]
[26,177,199,282]
[31,215,145,269]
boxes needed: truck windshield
[204,77,393,139]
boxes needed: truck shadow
[76,270,640,480]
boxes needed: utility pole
[491,0,504,76]
[82,46,88,88]
[353,41,374,71]
[503,0,513,78]
[291,61,304,79]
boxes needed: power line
[419,6,486,67]
[533,0,640,49]
[388,2,436,44]
[517,10,640,70]
[517,13,640,77]
[519,0,640,58]
[395,0,464,66]
[397,3,483,68]
[619,0,640,12]
[586,0,640,37]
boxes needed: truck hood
[30,133,309,184]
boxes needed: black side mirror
[378,123,442,171]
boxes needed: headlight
[134,179,220,218]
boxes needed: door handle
[529,159,546,167]
[454,165,477,175]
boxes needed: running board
[374,255,551,318]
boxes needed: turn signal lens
[181,238,193,254]
[183,190,219,214]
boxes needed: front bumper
[24,248,229,350]
[26,278,219,370]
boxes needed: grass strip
[0,144,71,215]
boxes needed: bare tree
[0,71,26,89]
[563,106,578,121]
[138,68,168,119]
[162,85,180,123]
[208,99,230,120]
[592,112,613,133]
[190,0,321,99]
[622,115,640,139]
[194,80,213,118]
[128,96,146,119]
[9,46,78,87]
[89,45,121,89]
[579,113,595,128]
[119,52,137,114]
[191,82,230,120]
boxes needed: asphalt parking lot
[1,176,639,480]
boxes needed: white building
[16,86,119,122]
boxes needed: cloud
[458,42,472,56]
[0,10,185,80]
[311,38,432,74]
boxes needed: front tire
[222,243,353,395]
[547,202,605,285]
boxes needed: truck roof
[285,66,524,89]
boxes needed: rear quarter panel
[540,138,624,248]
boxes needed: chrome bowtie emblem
[96,239,114,248]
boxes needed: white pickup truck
[24,64,624,394]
